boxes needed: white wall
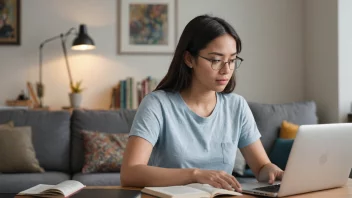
[304,0,339,123]
[305,0,352,123]
[0,0,305,109]
[338,0,352,122]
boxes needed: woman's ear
[183,51,194,68]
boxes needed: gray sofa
[0,100,320,193]
[0,109,136,193]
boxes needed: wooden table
[85,179,352,198]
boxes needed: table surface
[84,179,352,198]
[7,179,352,198]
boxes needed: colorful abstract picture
[119,0,176,54]
[0,0,20,45]
[129,4,168,45]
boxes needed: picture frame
[118,0,176,54]
[0,0,20,45]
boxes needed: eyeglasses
[198,55,243,70]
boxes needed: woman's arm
[240,139,283,183]
[120,136,242,191]
[120,136,195,187]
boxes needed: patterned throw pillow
[81,130,129,173]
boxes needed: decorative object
[6,99,32,108]
[5,88,33,108]
[26,82,39,107]
[0,0,20,45]
[37,24,95,108]
[69,93,82,108]
[81,130,129,173]
[69,80,84,108]
[118,0,176,54]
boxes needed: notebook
[141,183,242,198]
[16,180,85,198]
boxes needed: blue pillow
[243,168,255,177]
[268,138,294,170]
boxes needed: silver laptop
[241,123,352,197]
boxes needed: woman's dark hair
[155,15,242,93]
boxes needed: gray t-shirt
[129,90,261,174]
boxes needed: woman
[120,15,283,192]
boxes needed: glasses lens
[229,60,236,70]
[211,61,223,70]
[211,58,242,70]
[235,59,242,69]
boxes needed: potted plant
[69,81,84,108]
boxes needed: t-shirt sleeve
[238,97,262,149]
[129,93,162,146]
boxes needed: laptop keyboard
[253,184,281,193]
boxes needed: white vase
[69,93,82,108]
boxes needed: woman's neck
[180,77,217,107]
[181,88,216,106]
[180,85,217,117]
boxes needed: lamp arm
[60,34,74,89]
[38,34,63,107]
[63,27,77,39]
[39,35,62,86]
[39,27,77,89]
[37,27,77,107]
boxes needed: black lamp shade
[72,24,95,50]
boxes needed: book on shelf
[141,183,242,198]
[111,76,158,110]
[16,180,85,198]
[137,76,158,105]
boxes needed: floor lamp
[36,24,95,108]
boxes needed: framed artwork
[119,0,176,54]
[0,0,20,45]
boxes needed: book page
[142,186,209,197]
[186,183,242,197]
[47,180,85,197]
[18,184,54,195]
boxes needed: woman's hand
[258,163,284,184]
[192,169,242,192]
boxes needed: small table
[83,179,352,198]
[0,193,17,198]
[8,179,352,198]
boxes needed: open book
[16,180,85,198]
[141,183,242,198]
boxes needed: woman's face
[190,34,237,92]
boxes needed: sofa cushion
[280,120,299,139]
[0,172,70,193]
[72,173,121,186]
[233,149,246,176]
[0,126,44,173]
[268,138,294,170]
[81,130,129,173]
[248,101,317,153]
[0,110,71,172]
[71,109,136,173]
[0,121,13,128]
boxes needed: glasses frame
[198,55,244,70]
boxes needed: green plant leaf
[70,80,84,93]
